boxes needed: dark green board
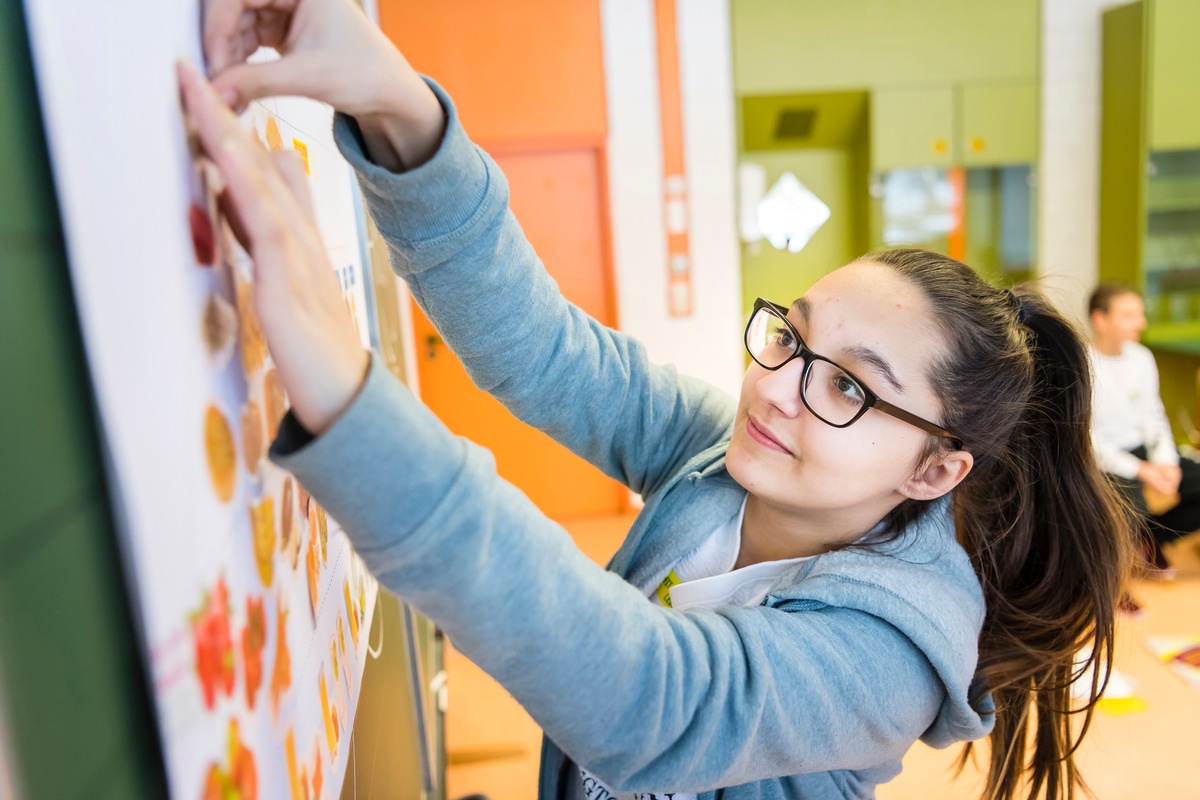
[0,3,167,797]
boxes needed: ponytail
[867,250,1134,800]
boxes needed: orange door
[411,147,625,520]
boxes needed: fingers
[203,0,285,73]
[272,151,317,222]
[203,0,250,74]
[178,60,296,260]
[210,52,333,113]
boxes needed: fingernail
[176,57,195,83]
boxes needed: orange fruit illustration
[241,399,264,473]
[280,477,301,569]
[235,276,267,376]
[249,497,275,588]
[201,293,237,363]
[270,599,291,720]
[264,368,287,441]
[344,580,359,648]
[205,405,237,502]
[265,116,283,152]
[306,527,320,624]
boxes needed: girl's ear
[901,450,974,501]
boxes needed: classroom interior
[3,0,1200,798]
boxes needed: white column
[1038,0,1129,326]
[601,0,744,399]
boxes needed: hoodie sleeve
[271,357,957,793]
[333,79,734,498]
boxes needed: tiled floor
[445,516,1200,800]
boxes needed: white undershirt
[1090,342,1178,479]
[575,498,815,800]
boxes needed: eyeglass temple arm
[871,396,962,449]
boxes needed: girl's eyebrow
[845,345,905,393]
[790,296,811,324]
[790,296,905,394]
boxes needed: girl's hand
[202,0,445,171]
[179,58,369,434]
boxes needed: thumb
[211,53,338,111]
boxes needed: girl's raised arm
[202,0,736,494]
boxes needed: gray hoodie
[272,80,994,800]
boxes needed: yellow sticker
[291,138,310,174]
[1096,696,1148,716]
[320,671,337,758]
[265,116,283,152]
[285,729,303,800]
[655,570,682,608]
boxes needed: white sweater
[1089,341,1179,479]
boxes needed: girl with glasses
[181,3,1131,798]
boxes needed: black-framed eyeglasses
[744,298,963,450]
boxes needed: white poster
[24,2,379,797]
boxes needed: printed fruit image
[344,580,359,648]
[241,400,264,473]
[280,477,300,568]
[270,597,292,720]
[265,115,283,152]
[201,293,237,367]
[307,502,328,563]
[249,497,275,588]
[190,576,235,709]
[202,765,222,800]
[235,275,267,376]
[201,720,257,800]
[241,595,266,710]
[311,741,323,800]
[227,720,258,800]
[319,671,337,760]
[205,405,237,503]
[285,729,301,800]
[189,202,215,266]
[264,368,287,441]
[306,525,320,624]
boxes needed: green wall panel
[741,149,865,315]
[741,90,867,152]
[731,0,1040,95]
[959,81,1039,167]
[1148,0,1200,151]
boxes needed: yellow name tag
[656,570,682,608]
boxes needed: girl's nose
[754,359,809,418]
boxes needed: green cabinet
[869,80,1038,284]
[1148,0,1200,151]
[959,81,1039,167]
[870,81,1038,172]
[870,87,955,171]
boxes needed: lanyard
[655,570,683,608]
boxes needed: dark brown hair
[1087,282,1139,316]
[866,249,1133,800]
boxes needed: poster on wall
[24,1,382,797]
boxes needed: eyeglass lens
[745,306,869,426]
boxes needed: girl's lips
[747,417,791,455]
